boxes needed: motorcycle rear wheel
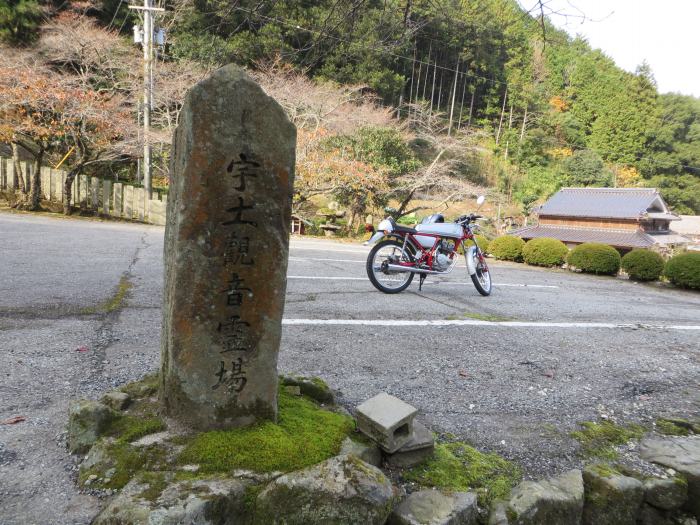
[366,239,415,294]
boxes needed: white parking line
[282,318,700,330]
[289,256,365,264]
[287,275,558,288]
[290,246,368,254]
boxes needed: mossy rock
[279,375,335,404]
[93,474,252,525]
[582,465,644,525]
[119,373,160,399]
[79,439,169,490]
[507,469,584,525]
[254,455,396,525]
[68,400,118,454]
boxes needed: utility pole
[130,1,164,199]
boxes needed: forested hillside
[2,0,699,218]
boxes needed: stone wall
[0,156,167,226]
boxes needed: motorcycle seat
[415,222,463,238]
[394,223,417,234]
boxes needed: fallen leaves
[1,416,26,425]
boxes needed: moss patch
[445,311,512,322]
[177,388,354,474]
[119,373,159,399]
[106,414,166,444]
[138,471,169,502]
[82,275,133,314]
[587,463,620,478]
[571,420,645,460]
[656,418,699,436]
[79,441,168,490]
[403,442,522,507]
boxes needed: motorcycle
[364,196,492,296]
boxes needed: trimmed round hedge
[664,252,700,289]
[489,235,525,262]
[522,237,569,267]
[621,249,665,281]
[475,234,491,254]
[567,242,621,275]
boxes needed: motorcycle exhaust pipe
[385,264,442,275]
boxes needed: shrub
[664,252,700,289]
[475,235,490,255]
[567,243,621,275]
[522,237,569,267]
[621,249,665,281]
[489,236,525,261]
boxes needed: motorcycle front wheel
[366,239,415,294]
[470,251,492,296]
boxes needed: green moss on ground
[106,415,166,444]
[587,463,620,478]
[177,388,354,474]
[138,471,169,501]
[403,442,522,507]
[82,275,133,314]
[445,312,513,322]
[656,418,699,436]
[79,442,168,490]
[119,373,160,399]
[571,420,645,460]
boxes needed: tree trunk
[11,143,26,194]
[496,88,508,145]
[28,149,44,211]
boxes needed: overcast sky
[524,0,700,97]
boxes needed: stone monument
[161,65,296,430]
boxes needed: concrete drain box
[355,393,418,453]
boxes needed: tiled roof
[511,225,656,248]
[538,188,667,219]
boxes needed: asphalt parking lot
[1,210,699,524]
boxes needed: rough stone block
[356,393,418,453]
[160,65,296,430]
[385,421,435,468]
[6,160,15,190]
[340,436,382,467]
[93,476,250,525]
[40,167,51,199]
[281,375,335,404]
[134,187,145,221]
[644,476,688,511]
[256,455,396,525]
[112,183,123,217]
[389,490,478,525]
[123,185,134,219]
[148,199,165,225]
[640,436,700,518]
[67,400,116,454]
[102,180,112,215]
[582,465,644,525]
[79,174,89,205]
[90,177,100,209]
[101,391,131,411]
[508,469,584,525]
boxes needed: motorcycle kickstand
[418,273,426,291]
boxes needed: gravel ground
[1,210,699,524]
